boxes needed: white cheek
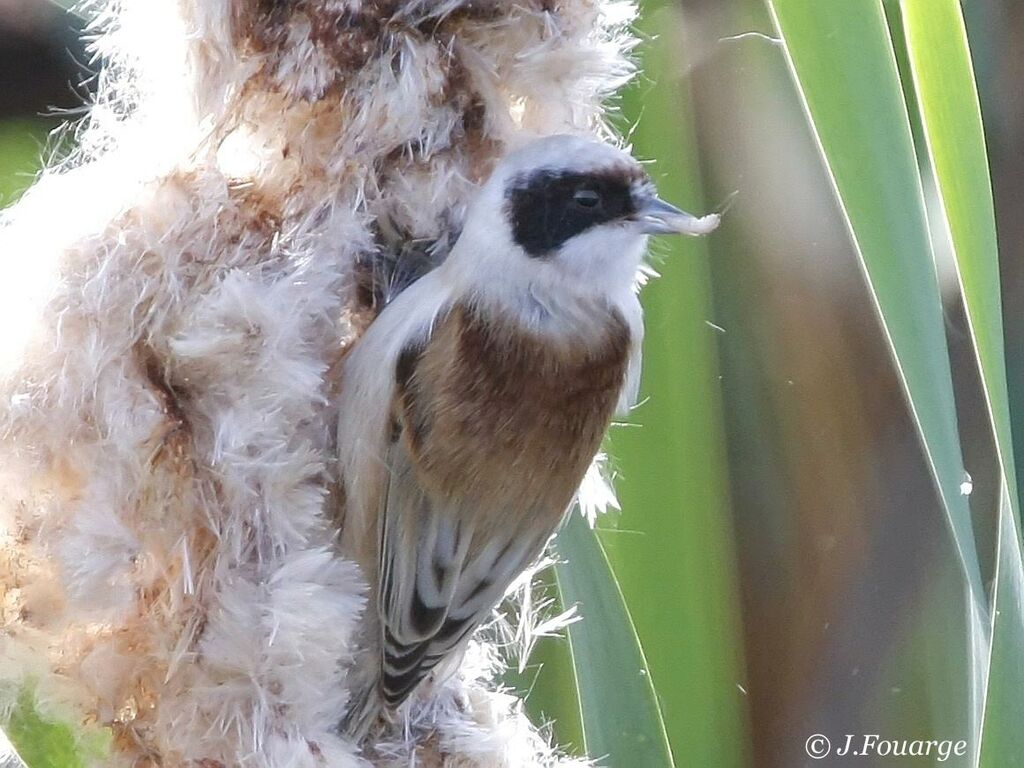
[555,226,647,292]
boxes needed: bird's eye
[573,188,601,209]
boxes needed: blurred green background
[2,1,1022,766]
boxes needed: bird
[336,133,719,737]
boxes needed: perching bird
[337,134,719,736]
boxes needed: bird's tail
[339,680,385,743]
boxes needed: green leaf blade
[766,0,983,600]
[603,4,752,765]
[900,3,1024,763]
[902,0,1017,506]
[553,515,674,768]
[977,485,1024,767]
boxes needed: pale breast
[393,300,631,533]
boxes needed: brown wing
[377,413,552,705]
[377,302,630,707]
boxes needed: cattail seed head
[0,0,638,764]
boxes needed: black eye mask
[505,169,640,258]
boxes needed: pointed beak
[634,194,721,236]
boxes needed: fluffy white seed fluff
[0,0,637,765]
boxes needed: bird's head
[447,134,718,322]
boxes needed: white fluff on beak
[634,195,722,236]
